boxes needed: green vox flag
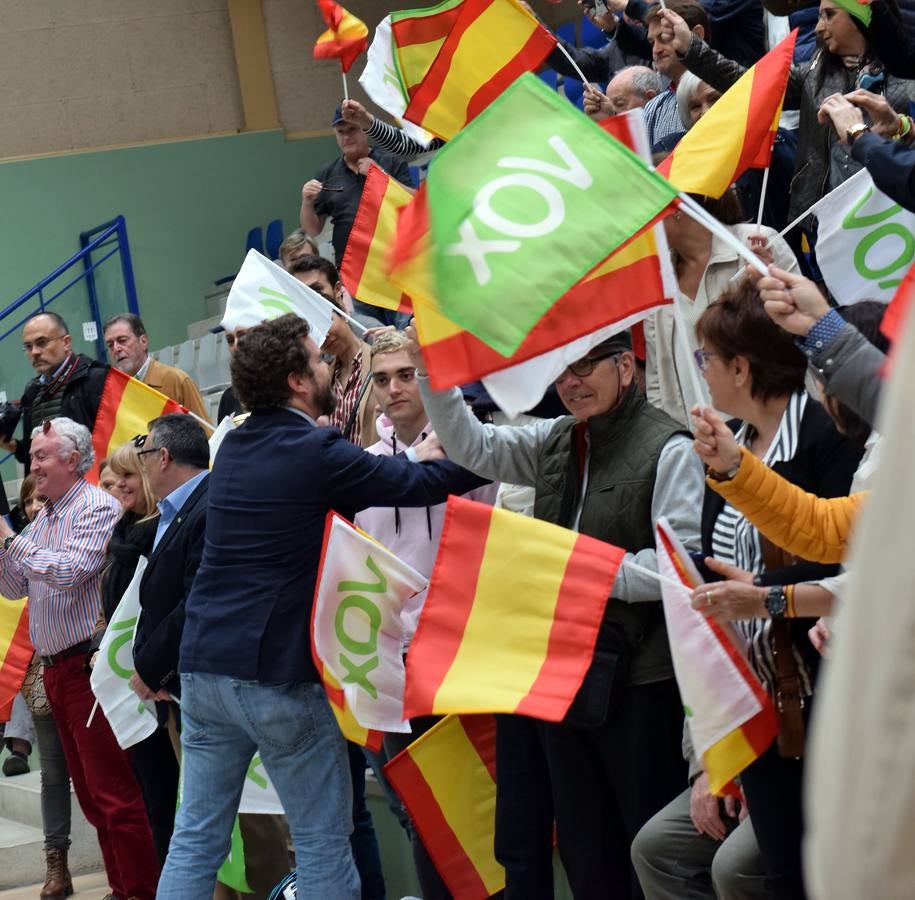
[427,72,679,356]
[217,816,252,893]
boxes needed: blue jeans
[157,673,359,900]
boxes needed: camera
[0,402,22,442]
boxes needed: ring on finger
[705,590,715,607]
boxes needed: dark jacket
[682,34,913,228]
[179,408,488,685]
[101,512,158,625]
[133,475,209,695]
[851,130,915,212]
[864,0,915,78]
[700,397,862,586]
[16,353,108,468]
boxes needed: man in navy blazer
[157,314,486,900]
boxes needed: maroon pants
[43,654,160,900]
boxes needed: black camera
[0,402,22,442]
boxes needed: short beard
[317,383,337,418]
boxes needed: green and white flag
[426,73,678,356]
[221,250,364,343]
[89,557,158,749]
[814,168,915,304]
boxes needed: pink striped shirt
[0,479,121,656]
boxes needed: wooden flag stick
[556,42,591,86]
[756,166,770,230]
[342,70,350,102]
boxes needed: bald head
[606,66,663,114]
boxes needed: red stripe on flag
[460,714,498,782]
[385,747,490,899]
[391,5,462,46]
[0,609,32,709]
[340,164,388,299]
[737,70,777,173]
[318,0,344,29]
[422,248,666,389]
[405,0,484,124]
[391,184,431,273]
[463,24,555,122]
[314,36,368,58]
[403,499,493,717]
[514,536,623,720]
[88,367,124,483]
[742,706,778,756]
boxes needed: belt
[39,639,93,668]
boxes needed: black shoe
[2,751,30,776]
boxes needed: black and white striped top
[365,118,445,163]
[710,390,813,698]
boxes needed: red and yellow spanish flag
[403,0,556,140]
[0,598,31,712]
[391,0,465,101]
[89,368,185,484]
[655,520,777,796]
[405,497,624,721]
[340,164,414,314]
[657,30,797,198]
[313,0,369,73]
[385,714,503,899]
[320,663,385,753]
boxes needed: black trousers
[494,714,555,900]
[128,724,180,866]
[739,743,807,900]
[538,679,686,900]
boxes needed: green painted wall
[0,128,336,481]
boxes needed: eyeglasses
[131,433,159,459]
[23,335,65,353]
[556,350,620,383]
[693,349,720,372]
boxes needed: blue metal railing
[0,215,138,362]
[0,215,138,468]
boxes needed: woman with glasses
[637,279,861,900]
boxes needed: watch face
[766,586,787,617]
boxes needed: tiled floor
[0,871,109,899]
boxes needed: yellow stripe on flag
[398,38,449,92]
[432,512,578,712]
[0,598,27,661]
[582,229,656,282]
[421,1,539,139]
[410,718,503,895]
[102,378,172,459]
[704,725,759,796]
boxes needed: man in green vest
[408,328,704,900]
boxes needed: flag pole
[623,559,683,591]
[670,294,709,414]
[756,167,770,231]
[676,193,768,274]
[342,70,350,102]
[86,699,99,728]
[185,410,216,433]
[556,42,592,86]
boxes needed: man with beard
[157,314,487,900]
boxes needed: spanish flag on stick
[0,598,31,712]
[385,714,503,899]
[313,0,369,73]
[655,518,777,796]
[390,0,465,102]
[89,368,185,484]
[405,497,624,721]
[657,30,796,199]
[403,0,556,140]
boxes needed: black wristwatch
[3,534,15,553]
[765,585,787,619]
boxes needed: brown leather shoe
[40,847,73,899]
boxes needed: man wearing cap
[407,328,705,899]
[299,107,412,273]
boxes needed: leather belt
[39,639,92,668]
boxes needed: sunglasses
[131,433,160,458]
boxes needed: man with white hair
[0,418,159,900]
[584,66,663,120]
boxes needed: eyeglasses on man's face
[23,335,66,353]
[131,433,159,459]
[693,348,720,372]
[556,350,620,383]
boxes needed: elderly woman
[634,279,862,899]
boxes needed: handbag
[20,653,51,717]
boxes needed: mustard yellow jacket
[708,447,865,564]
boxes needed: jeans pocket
[234,680,319,753]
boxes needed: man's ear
[691,24,706,41]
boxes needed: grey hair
[624,66,664,100]
[676,71,704,130]
[31,417,94,476]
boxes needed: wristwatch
[846,122,871,146]
[765,585,787,619]
[707,463,740,482]
[2,534,15,553]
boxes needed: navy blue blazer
[179,408,487,684]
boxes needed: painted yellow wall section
[227,0,281,132]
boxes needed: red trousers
[43,655,160,900]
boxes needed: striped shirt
[0,479,121,656]
[710,391,813,698]
[329,351,366,446]
[365,118,445,164]
[642,87,683,149]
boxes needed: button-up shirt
[153,470,208,551]
[0,479,121,656]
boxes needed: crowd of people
[1,0,914,898]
